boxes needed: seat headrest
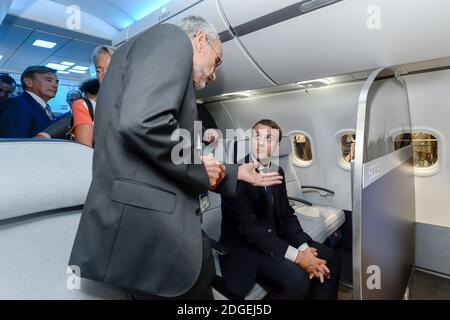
[233,136,292,162]
[279,136,292,157]
[234,138,251,163]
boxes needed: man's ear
[194,31,206,52]
[23,77,33,90]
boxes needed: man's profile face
[96,53,112,84]
[24,72,59,102]
[0,81,15,103]
[251,124,280,165]
[192,31,223,90]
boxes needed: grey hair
[91,45,116,63]
[177,16,220,42]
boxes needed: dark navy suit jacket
[0,92,55,138]
[220,163,312,297]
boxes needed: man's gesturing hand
[202,155,226,190]
[203,129,220,145]
[238,163,283,187]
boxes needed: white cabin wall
[306,82,363,210]
[405,69,450,229]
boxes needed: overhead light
[57,71,70,74]
[297,78,330,88]
[72,66,89,71]
[68,69,87,74]
[33,40,57,49]
[45,63,70,71]
[299,0,338,13]
[222,91,254,98]
[61,61,75,66]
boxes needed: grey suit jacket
[69,23,237,297]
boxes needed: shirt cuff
[284,245,299,262]
[298,242,309,252]
[36,132,51,139]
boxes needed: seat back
[0,140,127,299]
[277,136,305,199]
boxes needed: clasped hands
[295,247,331,283]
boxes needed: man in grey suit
[69,16,282,300]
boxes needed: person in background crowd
[66,90,83,109]
[0,66,58,138]
[71,78,101,147]
[0,74,17,104]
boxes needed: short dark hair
[66,90,82,99]
[253,119,283,142]
[0,74,16,86]
[79,78,100,95]
[21,66,57,90]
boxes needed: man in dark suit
[69,16,283,300]
[220,119,342,300]
[0,66,58,138]
[0,74,16,103]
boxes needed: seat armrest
[208,238,228,256]
[288,196,313,207]
[301,186,335,195]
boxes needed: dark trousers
[255,241,341,300]
[127,233,216,300]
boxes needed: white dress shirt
[250,153,309,262]
[26,90,48,110]
[26,91,54,138]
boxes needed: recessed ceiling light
[57,71,70,74]
[222,91,254,98]
[68,69,87,74]
[45,63,70,71]
[33,40,57,49]
[297,79,330,87]
[72,66,89,71]
[61,61,76,66]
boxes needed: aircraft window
[291,133,313,164]
[395,131,438,168]
[340,133,356,164]
[413,132,438,168]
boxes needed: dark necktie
[45,104,55,120]
[266,186,273,208]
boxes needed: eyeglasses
[205,37,222,70]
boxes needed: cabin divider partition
[352,68,416,300]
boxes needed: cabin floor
[337,270,450,300]
[409,270,450,300]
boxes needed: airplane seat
[278,137,345,244]
[0,140,127,299]
[201,191,270,300]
